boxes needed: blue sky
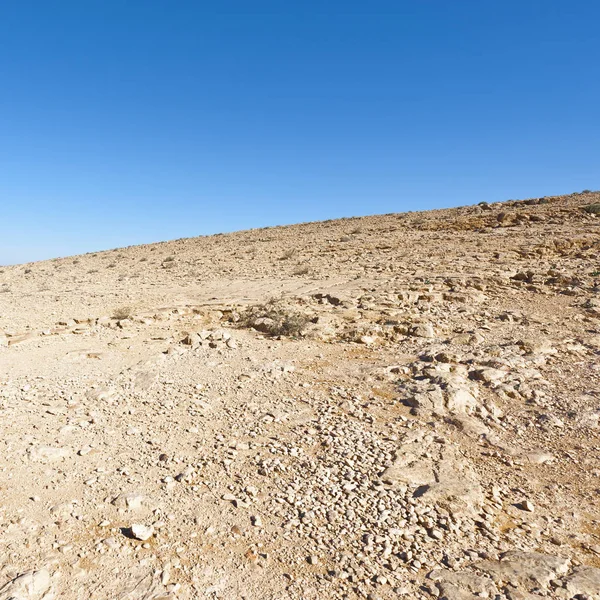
[1,1,599,264]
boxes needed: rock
[181,333,198,346]
[476,551,570,589]
[112,493,152,511]
[0,569,52,600]
[445,387,478,414]
[382,433,484,516]
[85,387,115,403]
[410,323,436,338]
[252,317,277,334]
[405,388,446,417]
[50,502,74,519]
[428,569,498,600]
[405,384,478,417]
[523,450,554,464]
[446,415,490,437]
[519,499,535,512]
[129,524,154,541]
[517,338,557,355]
[28,446,70,462]
[470,367,507,383]
[251,515,262,527]
[564,566,600,597]
[416,478,483,518]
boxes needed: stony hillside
[1,191,600,599]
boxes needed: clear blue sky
[1,1,599,264]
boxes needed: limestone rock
[28,446,70,462]
[563,566,600,597]
[476,551,570,589]
[428,569,498,600]
[410,323,436,338]
[130,524,154,541]
[0,569,52,600]
[112,493,152,511]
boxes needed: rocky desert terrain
[2,191,600,600]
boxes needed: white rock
[28,446,70,462]
[130,524,154,541]
[0,569,51,600]
[520,499,535,512]
[411,323,435,338]
[112,493,150,511]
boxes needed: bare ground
[1,191,600,599]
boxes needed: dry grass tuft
[112,306,133,320]
[280,248,297,260]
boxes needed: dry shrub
[238,299,311,337]
[112,306,133,320]
[583,203,600,214]
[280,248,297,260]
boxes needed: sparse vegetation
[280,248,297,260]
[583,203,600,214]
[112,306,133,320]
[238,299,311,337]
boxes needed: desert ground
[1,191,600,600]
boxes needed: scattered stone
[129,524,155,541]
